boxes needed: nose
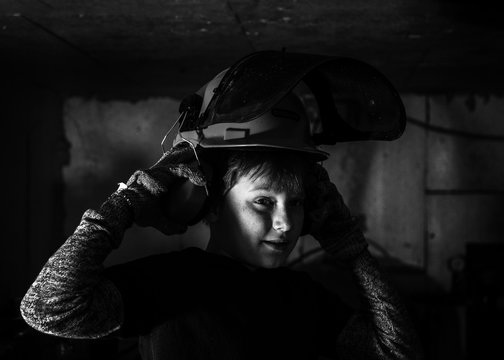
[272,206,292,233]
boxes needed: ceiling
[2,0,504,97]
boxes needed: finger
[152,142,196,168]
[129,169,176,196]
[168,163,207,187]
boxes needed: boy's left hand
[304,164,368,261]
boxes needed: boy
[21,51,422,359]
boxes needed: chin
[239,246,294,269]
[255,254,289,269]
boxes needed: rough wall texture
[63,94,504,292]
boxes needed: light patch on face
[207,173,305,268]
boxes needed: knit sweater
[20,195,423,360]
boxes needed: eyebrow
[248,185,305,198]
[248,185,272,192]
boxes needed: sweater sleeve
[334,250,424,360]
[20,192,133,339]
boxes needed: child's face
[208,172,305,268]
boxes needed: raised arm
[20,198,131,339]
[305,164,423,360]
[20,144,206,339]
[335,249,423,360]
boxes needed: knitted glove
[304,163,368,262]
[111,142,207,236]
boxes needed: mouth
[261,240,291,252]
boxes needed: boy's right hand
[118,142,207,235]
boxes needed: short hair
[201,149,312,214]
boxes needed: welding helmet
[170,50,406,160]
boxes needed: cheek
[297,210,305,226]
[237,204,271,235]
[293,209,305,232]
[282,205,304,236]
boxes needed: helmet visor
[196,50,405,144]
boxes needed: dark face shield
[188,50,406,145]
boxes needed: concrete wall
[62,93,504,292]
[425,96,504,292]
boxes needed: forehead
[237,173,273,190]
[234,168,305,196]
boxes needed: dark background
[1,1,504,359]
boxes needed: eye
[254,197,275,207]
[290,197,305,207]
